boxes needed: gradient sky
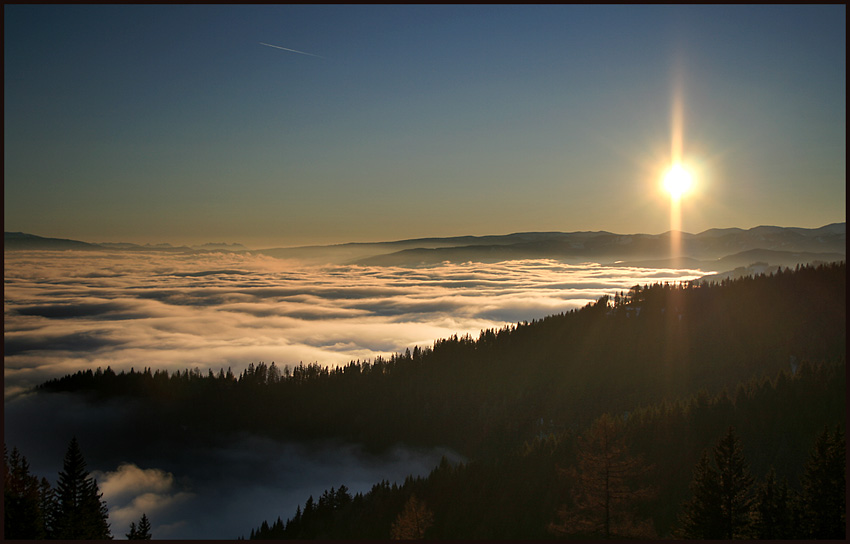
[4,5,845,248]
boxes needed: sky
[4,5,846,248]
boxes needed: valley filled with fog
[4,249,708,397]
[4,249,707,538]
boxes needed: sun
[663,164,693,200]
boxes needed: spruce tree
[676,451,724,538]
[137,513,152,539]
[751,467,794,538]
[713,427,754,539]
[127,513,152,540]
[39,476,56,538]
[678,427,754,539]
[4,446,47,539]
[52,437,112,539]
[801,426,846,538]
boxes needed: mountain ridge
[351,224,846,267]
[4,224,845,272]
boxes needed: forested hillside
[245,360,844,539]
[38,262,845,460]
[32,262,846,538]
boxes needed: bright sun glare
[663,164,693,200]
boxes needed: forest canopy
[26,261,846,539]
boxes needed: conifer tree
[714,427,754,539]
[4,445,47,539]
[127,513,152,540]
[677,451,724,538]
[801,426,846,538]
[52,437,112,539]
[39,476,56,537]
[677,427,754,539]
[137,513,152,539]
[751,467,795,539]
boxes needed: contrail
[259,42,324,59]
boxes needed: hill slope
[34,262,847,539]
[38,262,846,459]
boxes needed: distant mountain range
[4,223,845,273]
[345,223,845,267]
[3,233,248,253]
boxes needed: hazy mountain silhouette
[612,248,846,272]
[5,233,196,253]
[192,242,250,250]
[5,224,844,273]
[253,231,607,264]
[352,224,845,267]
[4,232,102,250]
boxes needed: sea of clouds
[4,250,707,396]
[3,249,706,538]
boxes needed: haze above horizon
[4,5,845,248]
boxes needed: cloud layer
[4,389,463,539]
[4,250,705,397]
[93,464,194,536]
[4,249,705,538]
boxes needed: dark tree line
[245,359,844,539]
[37,262,846,461]
[677,425,845,539]
[3,438,152,540]
[3,446,53,539]
[4,438,110,539]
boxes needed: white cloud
[3,250,707,538]
[92,463,194,536]
[96,464,175,502]
[4,250,705,396]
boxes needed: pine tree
[714,427,754,539]
[127,513,152,540]
[801,426,846,538]
[39,476,56,537]
[549,414,656,539]
[751,467,794,538]
[677,451,724,538]
[677,427,754,539]
[52,437,112,539]
[4,445,47,539]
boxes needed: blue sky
[4,5,845,247]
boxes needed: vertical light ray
[671,74,684,166]
[669,69,685,268]
[670,198,682,266]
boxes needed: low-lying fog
[4,249,706,538]
[5,390,463,539]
